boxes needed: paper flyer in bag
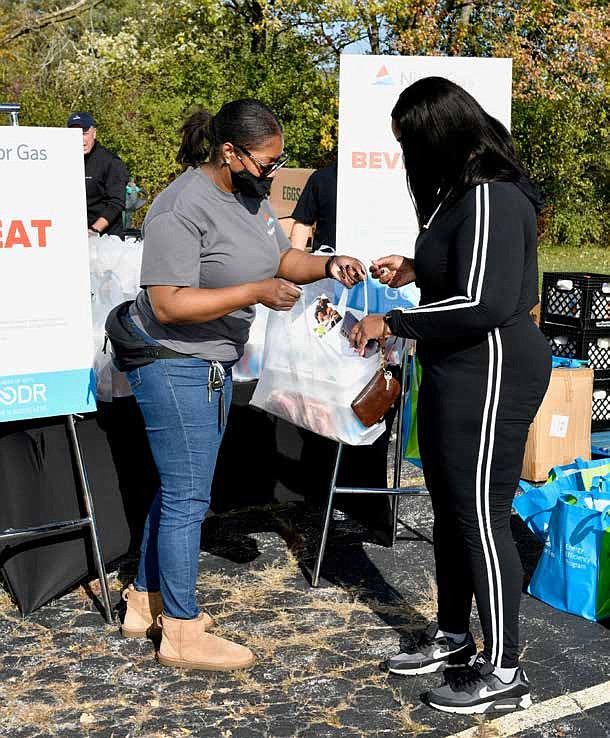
[309,294,343,338]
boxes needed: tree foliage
[0,0,607,246]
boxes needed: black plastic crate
[541,272,610,329]
[541,322,610,379]
[592,378,610,431]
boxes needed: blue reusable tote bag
[575,458,610,490]
[528,493,610,621]
[547,457,610,485]
[513,475,587,542]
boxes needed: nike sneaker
[425,653,532,714]
[388,623,477,675]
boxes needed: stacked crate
[540,272,610,431]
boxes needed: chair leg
[391,353,409,546]
[312,443,343,587]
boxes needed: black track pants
[417,317,551,668]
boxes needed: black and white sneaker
[425,653,531,714]
[388,623,476,676]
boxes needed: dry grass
[396,702,432,735]
[0,586,14,614]
[204,560,303,616]
[473,716,501,738]
[248,561,299,589]
[307,593,371,619]
[0,679,83,733]
[249,621,348,661]
[225,701,270,722]
[0,499,444,737]
[416,571,438,622]
[69,638,111,658]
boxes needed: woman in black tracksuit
[351,78,552,715]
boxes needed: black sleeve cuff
[100,206,123,225]
[385,309,403,336]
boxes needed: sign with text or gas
[0,127,96,421]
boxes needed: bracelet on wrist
[90,226,101,234]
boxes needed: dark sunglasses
[233,144,289,177]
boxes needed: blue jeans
[126,358,233,619]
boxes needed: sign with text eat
[0,127,95,421]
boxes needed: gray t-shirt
[131,167,291,361]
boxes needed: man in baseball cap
[68,111,128,238]
[67,111,97,130]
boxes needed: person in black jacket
[351,78,551,715]
[290,160,337,252]
[67,112,128,238]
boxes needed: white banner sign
[337,55,512,264]
[0,126,96,421]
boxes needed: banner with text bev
[0,127,96,422]
[336,55,512,265]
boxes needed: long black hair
[391,77,542,227]
[176,98,283,168]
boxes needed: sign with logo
[0,126,96,422]
[337,55,513,263]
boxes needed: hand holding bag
[251,281,386,445]
[351,341,400,427]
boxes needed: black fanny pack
[104,300,188,372]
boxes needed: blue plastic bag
[528,492,610,622]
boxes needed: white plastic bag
[89,234,143,402]
[250,280,385,445]
[233,305,270,382]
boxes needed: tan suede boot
[121,585,163,638]
[157,613,256,671]
[121,585,215,638]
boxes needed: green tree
[0,0,607,246]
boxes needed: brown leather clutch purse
[351,368,401,427]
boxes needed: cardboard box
[521,367,593,481]
[269,168,313,238]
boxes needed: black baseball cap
[67,112,97,129]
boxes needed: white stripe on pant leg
[483,328,505,666]
[475,184,505,667]
[475,332,499,662]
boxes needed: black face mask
[231,168,273,199]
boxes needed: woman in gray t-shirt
[120,99,365,672]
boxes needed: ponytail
[177,99,282,169]
[176,109,215,168]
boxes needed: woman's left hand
[350,314,388,356]
[328,255,367,288]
